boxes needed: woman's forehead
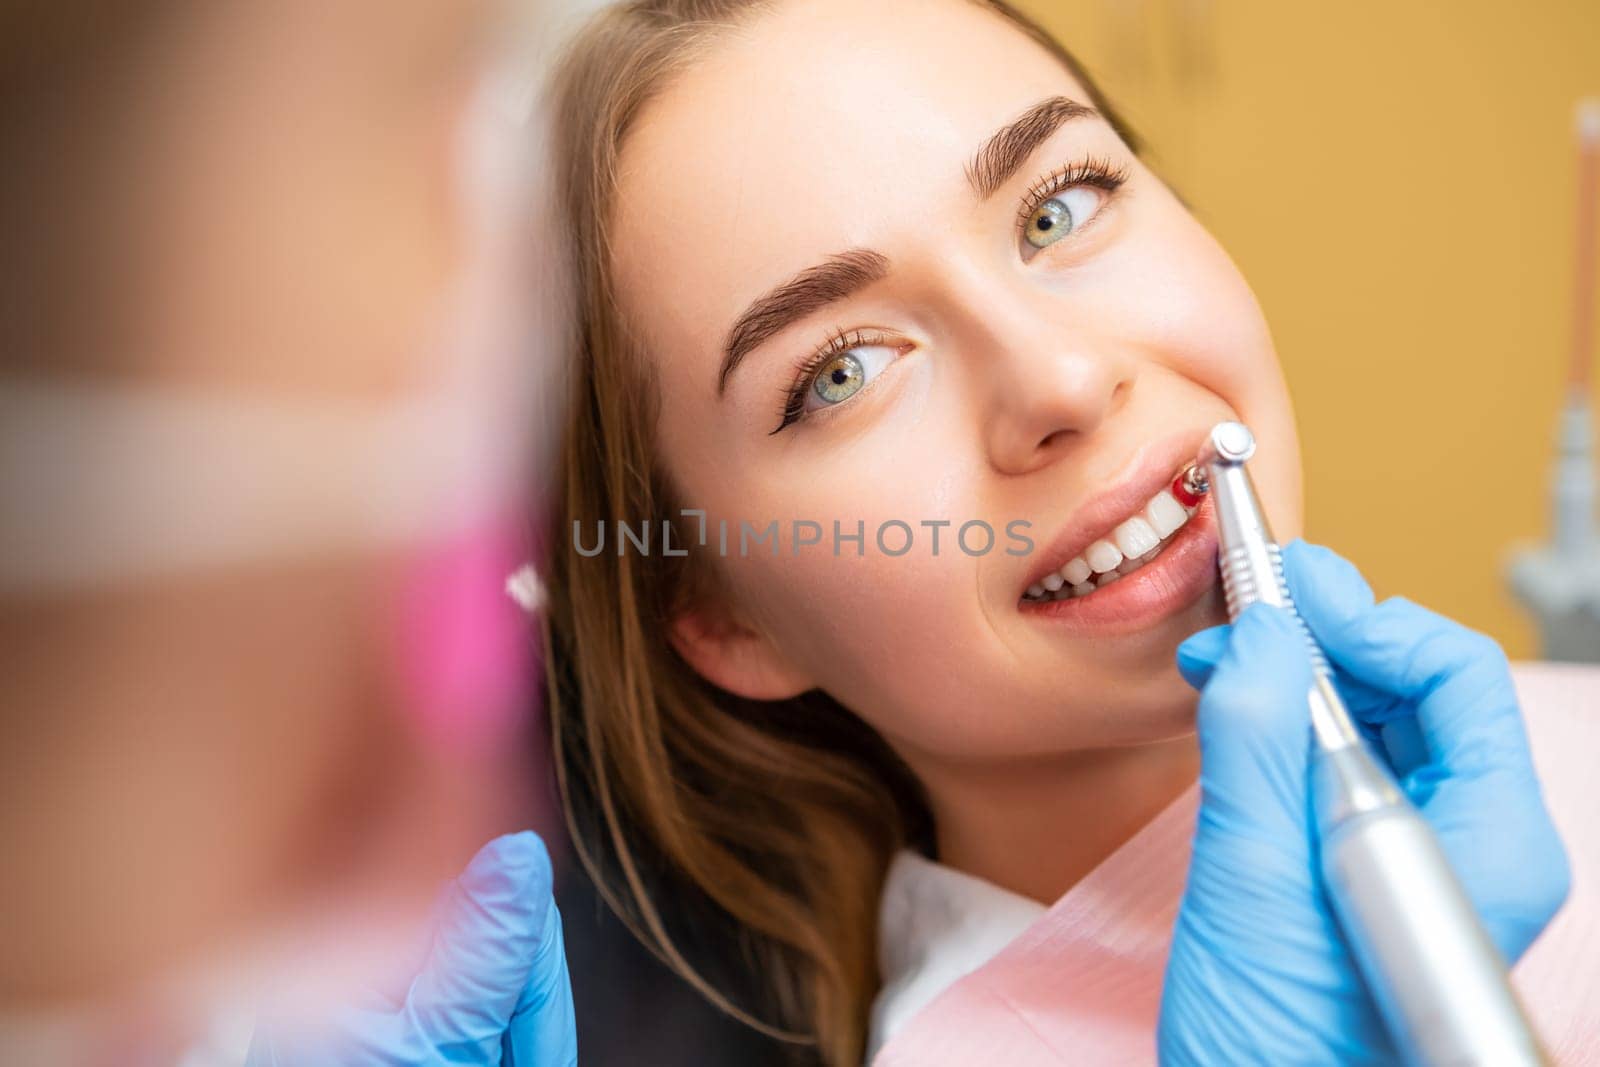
[610,0,1091,352]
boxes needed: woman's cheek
[1089,190,1298,521]
[733,498,990,668]
[1135,222,1303,536]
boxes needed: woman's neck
[915,732,1200,905]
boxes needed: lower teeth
[1026,538,1171,603]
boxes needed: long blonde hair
[539,3,1137,1061]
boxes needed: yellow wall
[1019,0,1600,656]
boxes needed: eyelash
[771,325,893,435]
[770,155,1133,435]
[1015,154,1131,232]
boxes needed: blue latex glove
[247,831,577,1066]
[1158,540,1570,1065]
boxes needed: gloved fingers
[1191,602,1316,829]
[1282,540,1537,782]
[503,896,579,1066]
[402,831,556,1060]
[1245,541,1409,722]
[1175,623,1228,690]
[1182,620,1424,786]
[1182,620,1401,727]
[1180,544,1464,788]
[1375,715,1435,791]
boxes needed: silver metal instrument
[1189,420,1548,1066]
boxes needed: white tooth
[1117,557,1142,574]
[1113,516,1160,558]
[1097,569,1122,586]
[1042,573,1064,592]
[1145,490,1189,539]
[1070,581,1095,597]
[1085,539,1123,573]
[1061,557,1092,586]
[1026,583,1045,599]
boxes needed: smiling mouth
[1020,469,1201,604]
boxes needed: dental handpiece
[1184,421,1548,1067]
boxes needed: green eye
[774,333,903,432]
[813,352,865,404]
[1025,197,1075,249]
[1022,185,1105,251]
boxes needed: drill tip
[1177,463,1209,501]
[1206,421,1256,464]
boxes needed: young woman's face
[610,0,1301,763]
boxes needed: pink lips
[1020,495,1219,635]
[1017,426,1222,635]
[1021,428,1209,594]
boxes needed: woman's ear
[668,601,814,701]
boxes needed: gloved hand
[247,831,577,1066]
[1158,539,1569,1065]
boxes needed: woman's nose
[970,307,1139,478]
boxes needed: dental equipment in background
[1183,421,1549,1067]
[1508,99,1600,662]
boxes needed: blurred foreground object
[1509,100,1600,662]
[0,0,565,1059]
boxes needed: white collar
[866,850,1047,1061]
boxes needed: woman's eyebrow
[967,95,1100,199]
[718,249,889,397]
[716,97,1096,398]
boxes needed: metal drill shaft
[1197,426,1357,749]
[1195,421,1546,1066]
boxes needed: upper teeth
[1023,485,1198,602]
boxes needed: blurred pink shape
[874,663,1600,1065]
[394,516,535,750]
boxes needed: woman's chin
[1091,690,1203,749]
